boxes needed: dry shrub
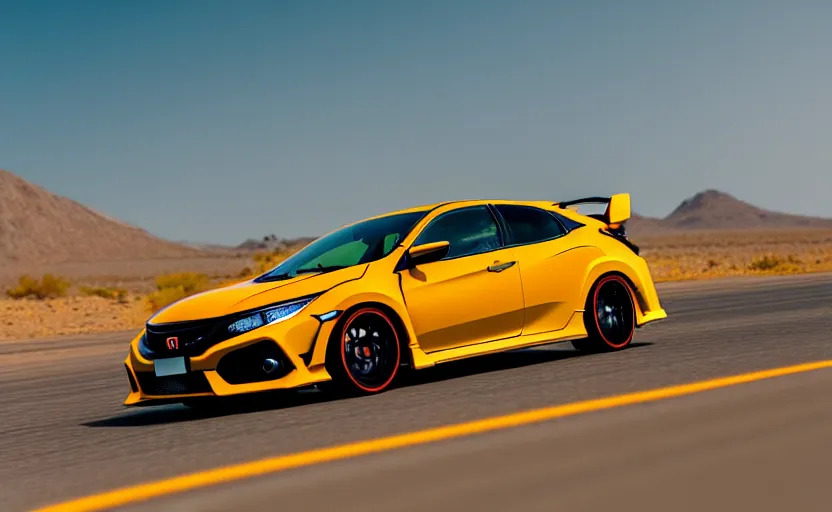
[142,251,296,313]
[6,274,71,300]
[252,249,293,274]
[746,254,801,273]
[80,285,129,303]
[637,228,832,281]
[146,287,190,313]
[747,255,784,271]
[153,272,210,293]
[145,272,211,313]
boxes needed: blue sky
[1,1,830,244]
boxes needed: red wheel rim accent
[339,308,401,393]
[592,275,635,349]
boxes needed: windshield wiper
[258,264,349,282]
[256,272,294,282]
[295,264,349,275]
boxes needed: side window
[414,206,501,259]
[494,205,566,245]
[551,211,584,232]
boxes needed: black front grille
[135,372,213,396]
[144,319,218,359]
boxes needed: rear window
[551,211,584,231]
[494,204,566,245]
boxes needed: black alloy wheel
[329,307,402,394]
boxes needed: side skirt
[411,310,588,368]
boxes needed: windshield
[256,211,428,281]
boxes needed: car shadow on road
[83,341,653,428]
[399,342,650,387]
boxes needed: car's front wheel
[572,274,636,353]
[326,306,402,395]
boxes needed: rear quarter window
[494,205,567,245]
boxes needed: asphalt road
[1,273,831,511]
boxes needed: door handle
[487,261,516,273]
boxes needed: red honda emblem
[166,336,179,350]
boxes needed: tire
[572,274,636,353]
[325,306,402,395]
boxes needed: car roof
[317,199,573,243]
[372,199,557,218]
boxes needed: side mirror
[407,241,450,268]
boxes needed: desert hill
[236,234,316,252]
[0,169,203,265]
[626,212,673,234]
[627,189,832,235]
[2,166,829,268]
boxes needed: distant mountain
[628,189,832,235]
[236,234,315,252]
[4,165,828,268]
[627,212,673,234]
[175,241,240,252]
[0,169,203,265]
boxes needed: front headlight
[227,296,315,336]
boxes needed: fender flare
[305,283,421,371]
[579,257,648,320]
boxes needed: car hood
[148,264,368,324]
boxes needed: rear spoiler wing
[554,193,640,254]
[553,193,631,226]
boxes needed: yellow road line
[36,359,832,512]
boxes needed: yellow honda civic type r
[123,194,667,406]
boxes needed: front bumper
[123,310,339,406]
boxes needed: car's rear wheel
[572,274,636,353]
[326,307,402,395]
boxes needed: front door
[399,206,525,353]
